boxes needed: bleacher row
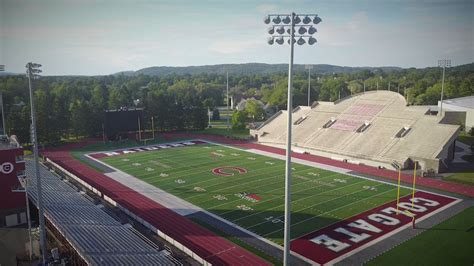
[25,160,177,265]
[254,91,459,168]
[42,143,270,266]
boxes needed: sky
[0,0,473,76]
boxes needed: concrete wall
[439,101,474,130]
[441,111,466,127]
[466,109,474,130]
[0,228,38,265]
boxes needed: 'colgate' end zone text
[291,191,459,265]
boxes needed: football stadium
[1,2,473,266]
[33,92,471,265]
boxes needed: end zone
[291,191,461,265]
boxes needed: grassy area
[190,217,282,265]
[443,172,474,186]
[100,142,411,244]
[365,206,474,266]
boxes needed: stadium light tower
[438,59,451,116]
[0,65,5,135]
[265,12,321,266]
[26,62,47,264]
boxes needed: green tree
[245,100,266,121]
[232,110,247,129]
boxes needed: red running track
[43,141,270,266]
[163,133,474,198]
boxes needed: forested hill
[130,63,402,77]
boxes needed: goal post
[411,161,417,208]
[137,116,155,144]
[396,163,402,213]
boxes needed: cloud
[256,4,279,14]
[319,11,370,47]
[209,39,261,54]
[1,26,112,41]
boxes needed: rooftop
[442,95,474,109]
[0,135,21,151]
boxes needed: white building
[438,95,474,131]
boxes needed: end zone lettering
[291,191,458,265]
[89,140,205,158]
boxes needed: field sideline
[97,140,413,244]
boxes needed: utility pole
[305,65,313,106]
[226,71,230,130]
[438,59,451,116]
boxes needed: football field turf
[99,141,412,245]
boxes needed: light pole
[26,62,46,264]
[0,65,5,135]
[438,59,451,116]
[0,93,5,135]
[208,106,211,128]
[226,71,230,130]
[265,12,321,265]
[305,65,313,106]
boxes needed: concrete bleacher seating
[252,91,460,173]
[26,160,177,265]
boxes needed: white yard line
[256,183,390,234]
[231,174,366,223]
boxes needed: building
[438,95,474,131]
[0,135,26,227]
[251,91,460,174]
[235,97,264,111]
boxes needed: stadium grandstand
[24,159,179,265]
[251,91,460,174]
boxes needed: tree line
[0,63,472,144]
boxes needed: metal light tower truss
[264,12,321,266]
[26,62,47,264]
[438,59,451,116]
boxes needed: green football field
[99,142,412,244]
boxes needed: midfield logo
[212,166,247,177]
